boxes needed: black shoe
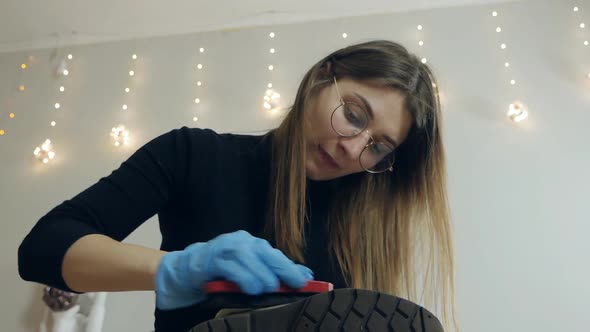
[189,288,444,331]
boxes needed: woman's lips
[318,145,340,169]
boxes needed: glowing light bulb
[197,81,202,86]
[263,89,281,112]
[507,101,528,123]
[500,43,507,49]
[19,85,25,91]
[505,62,510,68]
[496,27,502,32]
[111,125,130,147]
[421,58,427,64]
[122,104,128,110]
[9,113,15,118]
[492,11,498,17]
[418,41,424,46]
[0,129,4,136]
[199,48,205,53]
[63,69,69,76]
[54,103,61,109]
[129,70,135,76]
[574,6,579,12]
[193,116,198,122]
[268,65,274,71]
[59,86,65,92]
[125,87,130,93]
[510,79,516,85]
[581,23,586,29]
[197,64,203,69]
[270,48,275,53]
[21,63,27,69]
[194,98,201,104]
[67,54,73,60]
[417,25,423,30]
[51,121,56,127]
[342,33,348,38]
[268,83,273,88]
[34,139,55,163]
[269,32,275,38]
[585,41,589,46]
[132,54,137,60]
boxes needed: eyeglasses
[330,77,396,173]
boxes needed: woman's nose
[339,132,370,159]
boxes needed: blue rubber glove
[154,230,314,310]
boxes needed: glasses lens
[360,142,395,173]
[331,103,369,137]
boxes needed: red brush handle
[204,280,334,294]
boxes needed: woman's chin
[305,161,340,181]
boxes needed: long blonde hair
[265,40,457,330]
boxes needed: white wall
[1,0,589,331]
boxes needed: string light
[418,41,424,46]
[63,69,69,76]
[263,32,281,113]
[54,103,61,109]
[572,4,588,80]
[0,129,4,136]
[507,102,528,123]
[59,86,65,92]
[50,121,56,127]
[19,85,25,91]
[111,125,130,147]
[9,113,15,118]
[129,70,135,76]
[122,104,128,110]
[342,33,348,39]
[489,9,529,123]
[67,54,73,60]
[417,25,423,30]
[421,58,427,64]
[125,87,130,93]
[33,139,56,164]
[21,63,27,69]
[192,45,206,122]
[132,54,137,60]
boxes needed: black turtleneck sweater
[18,127,347,332]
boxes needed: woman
[19,40,456,331]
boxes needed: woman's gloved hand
[155,230,314,310]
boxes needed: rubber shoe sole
[189,288,444,331]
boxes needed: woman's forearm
[62,234,166,292]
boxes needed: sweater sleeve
[17,127,206,292]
